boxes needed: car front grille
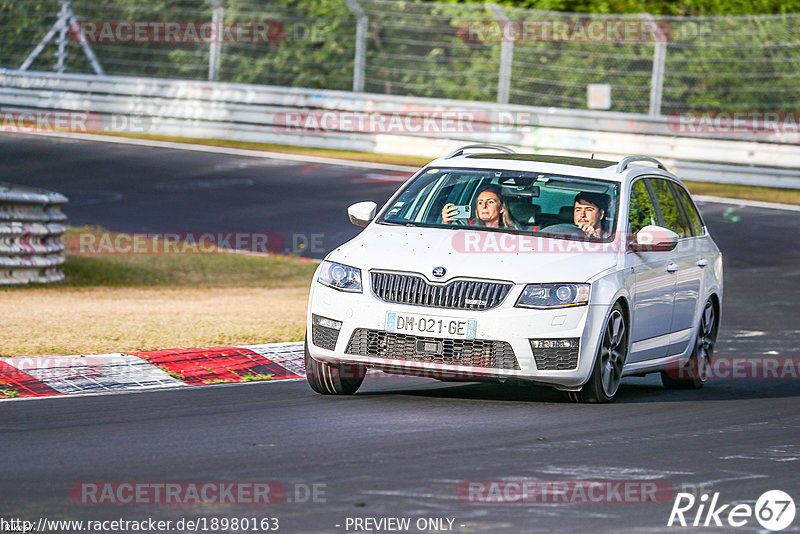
[370,271,512,310]
[530,341,580,370]
[346,329,520,370]
[312,324,340,351]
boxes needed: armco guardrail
[1,69,799,189]
[0,183,68,285]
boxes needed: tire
[661,298,718,389]
[567,303,628,403]
[304,335,366,395]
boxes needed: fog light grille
[311,314,341,351]
[529,339,580,370]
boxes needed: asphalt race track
[2,133,799,533]
[0,134,408,258]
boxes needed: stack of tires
[0,183,68,284]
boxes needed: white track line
[694,195,800,212]
[31,131,420,172]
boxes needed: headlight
[317,261,362,293]
[515,283,590,309]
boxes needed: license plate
[386,312,476,339]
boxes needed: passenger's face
[476,191,502,226]
[574,200,603,229]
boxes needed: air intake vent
[346,329,519,370]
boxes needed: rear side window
[672,184,705,236]
[647,178,689,238]
[628,179,657,236]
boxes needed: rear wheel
[661,298,718,389]
[304,335,366,395]
[568,303,628,403]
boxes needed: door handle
[696,258,708,268]
[666,263,679,273]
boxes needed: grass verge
[0,230,317,356]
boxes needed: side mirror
[347,201,377,228]
[629,225,678,252]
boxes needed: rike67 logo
[668,490,796,531]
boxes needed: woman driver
[441,184,518,229]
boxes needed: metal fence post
[19,0,104,74]
[55,0,69,73]
[207,0,223,81]
[644,14,666,117]
[488,3,513,105]
[344,0,367,93]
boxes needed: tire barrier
[0,182,68,284]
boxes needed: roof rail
[445,144,515,159]
[616,156,667,173]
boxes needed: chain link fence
[2,0,799,115]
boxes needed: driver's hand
[442,203,458,224]
[577,222,601,237]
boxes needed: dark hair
[574,191,608,213]
[471,184,519,229]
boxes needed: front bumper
[306,281,610,389]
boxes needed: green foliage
[1,0,798,113]
[628,179,657,235]
[488,0,800,16]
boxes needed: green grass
[240,373,276,382]
[683,180,800,206]
[58,252,317,288]
[7,227,319,289]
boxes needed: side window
[672,184,705,236]
[424,175,473,224]
[628,179,657,236]
[647,178,689,238]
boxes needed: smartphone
[451,205,471,219]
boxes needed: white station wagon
[305,145,722,402]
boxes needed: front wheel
[567,303,628,403]
[661,298,718,389]
[304,336,366,395]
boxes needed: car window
[628,179,657,236]
[647,178,689,238]
[378,167,620,241]
[672,184,705,236]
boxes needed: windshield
[377,167,620,241]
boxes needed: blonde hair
[471,185,519,229]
